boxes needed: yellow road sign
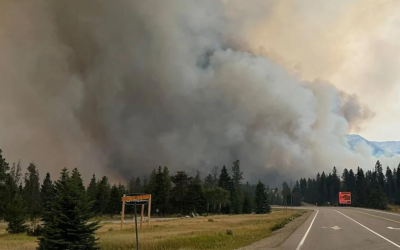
[122,194,151,202]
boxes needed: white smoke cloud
[0,0,398,184]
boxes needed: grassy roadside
[0,209,305,250]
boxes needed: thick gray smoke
[0,0,397,184]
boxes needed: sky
[0,0,400,184]
[233,0,400,141]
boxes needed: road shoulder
[237,210,313,250]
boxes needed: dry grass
[387,204,400,213]
[0,209,302,250]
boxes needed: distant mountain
[346,134,400,157]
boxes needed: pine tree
[348,169,356,194]
[38,168,100,250]
[153,166,172,216]
[375,160,385,190]
[331,167,340,205]
[40,172,54,225]
[396,164,400,204]
[218,166,234,213]
[292,181,302,206]
[23,163,41,234]
[8,161,22,201]
[203,174,215,188]
[95,176,110,215]
[318,172,328,206]
[185,171,205,214]
[171,171,190,214]
[107,185,121,218]
[354,167,366,207]
[0,149,10,219]
[4,193,27,234]
[386,167,396,203]
[242,192,252,214]
[367,171,387,209]
[299,178,307,197]
[255,180,270,214]
[231,160,244,214]
[87,174,98,202]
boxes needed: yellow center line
[346,209,400,225]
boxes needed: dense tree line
[0,148,274,242]
[296,161,400,209]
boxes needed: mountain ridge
[347,134,400,156]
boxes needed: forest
[0,149,271,240]
[1,146,399,248]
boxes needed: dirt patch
[236,210,312,250]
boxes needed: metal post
[134,202,139,250]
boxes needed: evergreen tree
[185,171,205,214]
[367,171,387,209]
[318,172,328,206]
[95,176,110,215]
[299,178,307,197]
[375,160,385,190]
[231,160,244,214]
[40,172,54,225]
[330,167,340,205]
[107,185,121,218]
[396,164,400,204]
[218,166,233,213]
[0,149,10,219]
[282,181,291,206]
[386,167,396,203]
[23,163,41,233]
[8,161,22,201]
[145,169,157,194]
[4,193,27,234]
[171,171,190,214]
[242,192,253,213]
[342,168,349,191]
[292,181,302,206]
[203,174,215,189]
[38,168,100,250]
[348,169,356,194]
[254,180,270,214]
[354,167,367,207]
[87,174,98,203]
[218,166,231,190]
[153,166,172,216]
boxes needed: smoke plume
[0,0,399,184]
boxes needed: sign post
[339,192,351,206]
[121,193,152,250]
[120,194,126,230]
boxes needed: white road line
[335,210,400,249]
[295,209,319,250]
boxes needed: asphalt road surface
[279,207,400,250]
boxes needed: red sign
[339,192,351,205]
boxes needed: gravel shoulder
[236,210,313,250]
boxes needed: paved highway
[279,207,400,250]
